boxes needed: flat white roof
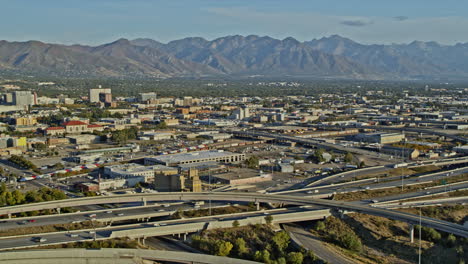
[147,150,242,164]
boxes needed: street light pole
[418,208,422,264]
[209,169,212,216]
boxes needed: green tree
[156,121,168,129]
[233,237,248,257]
[232,220,240,228]
[12,190,25,204]
[447,234,456,247]
[254,249,271,263]
[272,231,290,252]
[344,152,354,163]
[359,160,366,168]
[276,257,287,264]
[34,143,47,151]
[312,148,326,163]
[315,221,326,231]
[265,214,273,225]
[287,252,304,264]
[338,232,362,252]
[245,156,259,169]
[0,183,6,195]
[214,240,233,256]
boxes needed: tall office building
[99,93,113,104]
[13,91,35,107]
[231,106,250,120]
[139,92,157,102]
[89,86,111,103]
[186,169,202,192]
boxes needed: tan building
[45,121,103,135]
[185,169,202,192]
[14,117,37,126]
[64,121,89,134]
[45,127,66,136]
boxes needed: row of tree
[314,216,362,252]
[8,155,37,170]
[191,224,320,264]
[0,185,67,207]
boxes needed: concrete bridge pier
[409,224,414,243]
[57,208,61,214]
[142,197,147,206]
[183,233,187,241]
[7,213,11,219]
[255,201,260,211]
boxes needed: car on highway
[28,219,36,223]
[117,213,124,216]
[33,237,47,243]
[106,210,113,214]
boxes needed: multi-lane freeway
[0,206,327,250]
[0,248,261,264]
[0,192,467,238]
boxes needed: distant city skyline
[1,0,468,45]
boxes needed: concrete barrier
[0,248,261,264]
[306,166,385,187]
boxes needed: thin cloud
[394,16,409,21]
[340,20,373,27]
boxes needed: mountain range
[1,35,468,80]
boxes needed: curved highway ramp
[0,248,260,264]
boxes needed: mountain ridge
[1,35,468,80]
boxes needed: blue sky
[1,0,468,45]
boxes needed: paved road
[145,236,199,253]
[281,166,468,198]
[313,124,468,144]
[0,207,314,250]
[0,201,227,231]
[0,192,466,237]
[284,224,355,264]
[371,181,468,204]
[0,248,261,264]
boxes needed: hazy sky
[2,0,468,45]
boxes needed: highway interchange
[0,141,467,258]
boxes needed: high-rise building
[89,86,111,103]
[99,93,112,104]
[231,106,250,120]
[139,92,157,102]
[13,91,35,107]
[186,168,202,192]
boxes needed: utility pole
[208,168,212,216]
[418,208,422,264]
[401,167,404,192]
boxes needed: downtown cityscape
[0,1,467,264]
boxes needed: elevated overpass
[0,248,260,264]
[232,131,399,159]
[313,124,468,144]
[1,192,467,237]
